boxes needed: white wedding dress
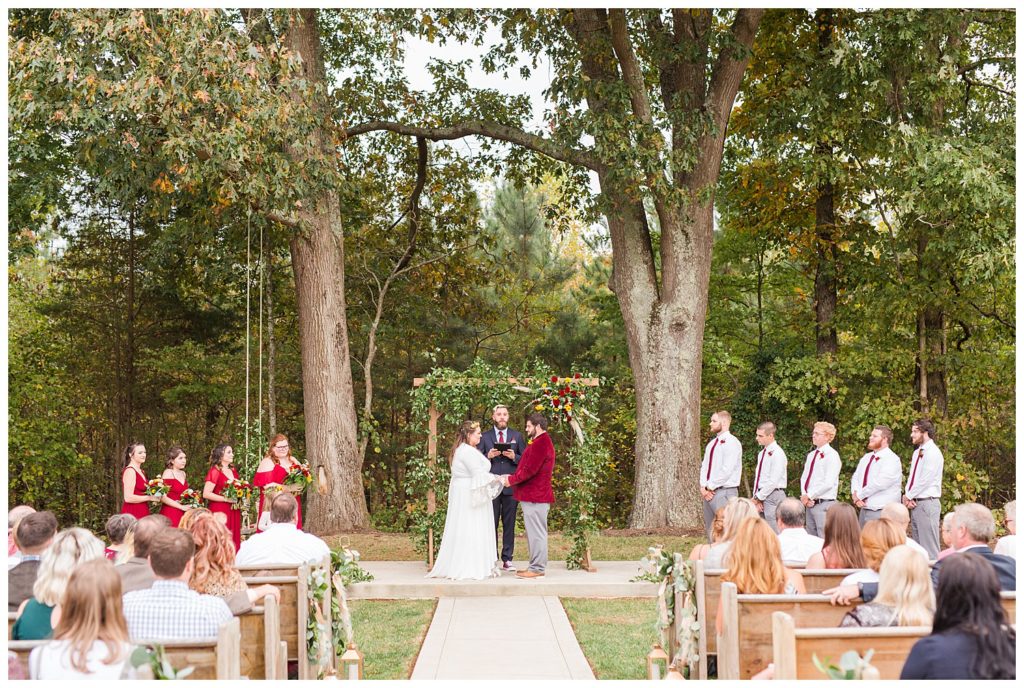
[426,443,503,580]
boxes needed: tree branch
[609,9,654,126]
[344,120,603,172]
[960,75,1013,97]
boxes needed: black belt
[913,497,938,501]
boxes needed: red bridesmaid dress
[253,463,302,532]
[205,466,242,551]
[158,476,189,528]
[121,466,151,519]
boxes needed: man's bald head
[881,502,911,532]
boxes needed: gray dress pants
[521,501,550,573]
[703,487,738,541]
[909,497,941,559]
[805,499,835,537]
[761,489,786,534]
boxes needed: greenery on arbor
[8,8,1015,533]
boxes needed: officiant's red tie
[499,430,504,444]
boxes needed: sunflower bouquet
[145,478,170,499]
[222,478,252,510]
[283,462,313,494]
[179,488,203,508]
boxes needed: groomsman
[799,422,841,537]
[479,405,525,573]
[751,422,787,533]
[903,418,944,559]
[850,425,903,526]
[700,410,742,541]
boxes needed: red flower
[550,375,559,383]
[571,390,578,397]
[574,373,582,379]
[553,398,560,407]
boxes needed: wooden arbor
[411,375,600,570]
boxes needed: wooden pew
[717,582,850,679]
[239,556,332,680]
[695,562,859,679]
[772,612,930,679]
[10,619,240,680]
[8,611,18,639]
[239,594,283,679]
[1001,591,1016,622]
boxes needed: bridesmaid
[120,443,161,518]
[203,444,242,551]
[253,433,303,532]
[158,446,192,527]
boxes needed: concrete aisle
[411,596,595,680]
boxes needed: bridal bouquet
[145,478,170,499]
[178,488,203,508]
[222,478,252,510]
[284,462,313,493]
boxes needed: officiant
[479,404,525,572]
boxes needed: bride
[427,420,504,580]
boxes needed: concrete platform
[411,596,595,680]
[348,560,658,599]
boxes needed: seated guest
[28,558,138,679]
[775,497,824,565]
[704,497,759,568]
[117,514,170,593]
[806,502,867,569]
[689,507,725,561]
[936,511,958,560]
[8,511,58,612]
[236,493,330,567]
[178,506,212,532]
[901,553,1015,679]
[185,513,280,615]
[716,518,806,635]
[104,514,136,565]
[13,528,106,640]
[880,502,930,561]
[994,499,1015,559]
[840,518,905,586]
[8,504,36,569]
[828,502,1016,605]
[840,545,934,627]
[122,529,233,639]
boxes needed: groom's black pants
[492,491,518,562]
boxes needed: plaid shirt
[123,579,232,640]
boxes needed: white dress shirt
[800,443,840,500]
[905,537,931,562]
[904,439,943,499]
[994,534,1016,559]
[235,522,331,567]
[752,441,787,500]
[777,527,824,564]
[700,431,742,490]
[850,447,902,509]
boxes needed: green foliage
[813,649,877,680]
[130,645,195,680]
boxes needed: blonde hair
[710,507,726,543]
[723,518,787,594]
[33,528,106,606]
[721,497,759,543]
[861,518,906,572]
[448,420,481,465]
[813,421,837,442]
[874,545,935,626]
[53,558,130,673]
[179,507,211,532]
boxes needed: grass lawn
[326,530,704,562]
[561,598,659,680]
[349,599,436,679]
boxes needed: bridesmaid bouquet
[145,478,170,499]
[222,478,252,510]
[283,462,313,493]
[179,488,202,508]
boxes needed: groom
[500,413,555,579]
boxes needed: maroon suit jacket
[508,432,555,503]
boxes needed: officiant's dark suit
[479,422,525,566]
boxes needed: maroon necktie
[862,454,878,488]
[754,448,767,492]
[804,450,821,492]
[499,430,505,444]
[705,438,719,480]
[907,448,923,491]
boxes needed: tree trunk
[285,10,368,532]
[914,235,948,416]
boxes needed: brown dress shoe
[516,570,545,579]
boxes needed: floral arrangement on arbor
[538,373,590,424]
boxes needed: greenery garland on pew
[634,547,701,677]
[408,358,606,570]
[303,548,375,677]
